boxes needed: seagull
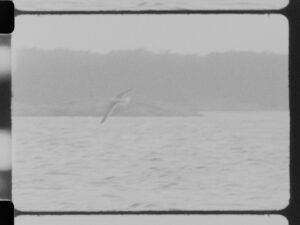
[101,88,133,124]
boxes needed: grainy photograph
[12,15,289,211]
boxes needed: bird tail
[100,116,106,124]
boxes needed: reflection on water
[13,112,289,211]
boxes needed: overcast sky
[14,15,288,55]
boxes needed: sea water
[12,112,289,211]
[14,0,288,11]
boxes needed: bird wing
[101,100,118,124]
[116,88,133,98]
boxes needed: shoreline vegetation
[13,48,288,116]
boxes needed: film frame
[0,0,299,224]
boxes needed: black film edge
[0,1,14,34]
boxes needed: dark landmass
[13,48,288,116]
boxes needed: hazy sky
[14,15,288,55]
[16,215,288,225]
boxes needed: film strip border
[0,1,13,225]
[0,1,300,225]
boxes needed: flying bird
[101,88,133,124]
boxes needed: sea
[14,0,288,11]
[12,112,289,211]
